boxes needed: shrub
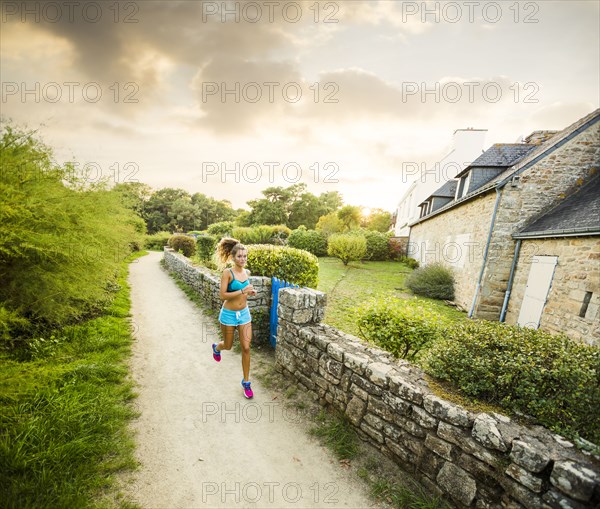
[406,262,453,299]
[232,225,291,245]
[168,234,196,257]
[196,234,217,261]
[400,256,420,269]
[207,221,234,237]
[270,224,292,244]
[287,227,328,256]
[144,231,171,250]
[388,238,406,260]
[424,321,600,443]
[356,298,446,361]
[246,244,319,288]
[362,230,389,261]
[327,234,367,265]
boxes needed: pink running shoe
[241,379,253,399]
[212,343,221,362]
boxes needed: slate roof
[431,180,457,198]
[455,143,538,178]
[514,176,600,238]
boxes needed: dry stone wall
[162,248,271,343]
[275,286,600,508]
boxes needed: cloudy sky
[1,0,598,212]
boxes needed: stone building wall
[408,193,497,312]
[275,286,600,508]
[162,248,271,343]
[477,120,600,321]
[505,237,600,346]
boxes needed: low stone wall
[162,248,271,343]
[275,287,600,508]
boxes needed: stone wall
[162,248,271,343]
[275,286,600,508]
[505,237,600,346]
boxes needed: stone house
[409,109,600,345]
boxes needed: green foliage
[207,220,234,237]
[357,298,446,360]
[362,208,392,233]
[246,244,319,287]
[168,234,197,257]
[400,256,420,269]
[196,234,218,261]
[316,211,344,236]
[362,230,390,261]
[0,257,138,507]
[337,205,362,231]
[310,409,359,460]
[287,227,328,256]
[424,321,600,443]
[144,231,171,250]
[0,306,30,347]
[406,263,453,299]
[327,233,367,265]
[0,123,143,332]
[232,225,290,245]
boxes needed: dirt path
[125,251,378,509]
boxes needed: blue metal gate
[269,277,298,347]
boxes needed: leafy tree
[337,205,362,231]
[362,208,392,232]
[316,212,344,236]
[327,233,367,265]
[145,188,191,233]
[113,182,152,218]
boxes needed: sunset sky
[1,0,598,212]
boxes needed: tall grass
[0,253,144,509]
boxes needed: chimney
[524,130,559,145]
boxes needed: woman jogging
[211,238,257,399]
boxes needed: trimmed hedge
[246,244,319,288]
[287,227,328,256]
[144,231,171,251]
[168,234,196,257]
[424,320,600,443]
[406,262,453,299]
[362,230,390,261]
[196,234,218,261]
[357,298,446,361]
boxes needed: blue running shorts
[219,306,252,326]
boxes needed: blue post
[269,276,298,348]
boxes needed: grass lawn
[317,257,467,338]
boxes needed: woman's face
[234,249,247,267]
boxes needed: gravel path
[125,251,377,509]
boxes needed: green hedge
[357,298,446,361]
[287,227,328,256]
[232,225,291,245]
[168,234,196,257]
[362,230,390,261]
[144,231,171,251]
[207,221,234,237]
[246,245,319,288]
[196,234,218,261]
[406,262,453,299]
[425,321,600,443]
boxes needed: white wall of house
[394,128,487,237]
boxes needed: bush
[232,225,291,245]
[388,238,406,260]
[246,245,319,288]
[168,234,196,257]
[196,234,217,261]
[424,321,600,443]
[400,256,420,269]
[406,263,453,299]
[327,234,367,265]
[207,221,234,237]
[362,230,389,261]
[144,231,171,250]
[357,298,446,361]
[287,227,328,256]
[270,224,292,244]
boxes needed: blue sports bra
[227,268,250,292]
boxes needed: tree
[337,205,362,231]
[363,208,392,232]
[113,182,152,218]
[315,212,344,235]
[144,188,191,233]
